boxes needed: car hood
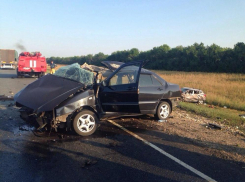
[14,74,85,113]
[101,61,124,71]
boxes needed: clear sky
[0,0,244,58]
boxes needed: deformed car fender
[55,89,96,121]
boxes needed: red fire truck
[17,52,47,78]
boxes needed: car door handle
[157,88,163,91]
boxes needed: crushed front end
[14,63,95,131]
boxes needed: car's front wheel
[155,101,171,120]
[73,110,98,136]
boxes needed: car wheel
[155,101,171,120]
[73,110,98,136]
[198,100,204,104]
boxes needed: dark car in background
[14,61,181,136]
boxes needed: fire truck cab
[17,52,47,78]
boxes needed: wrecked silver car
[181,87,206,104]
[15,61,181,136]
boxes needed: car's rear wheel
[73,110,98,136]
[155,101,171,120]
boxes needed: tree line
[47,42,245,73]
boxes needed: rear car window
[139,74,152,86]
[139,74,162,86]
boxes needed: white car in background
[181,87,206,104]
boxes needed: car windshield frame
[53,63,94,86]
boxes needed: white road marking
[107,119,217,182]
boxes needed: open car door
[99,61,143,113]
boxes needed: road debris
[207,123,222,130]
[8,103,14,107]
[239,114,245,119]
[158,120,167,123]
[81,160,98,168]
[0,95,13,101]
[19,126,30,131]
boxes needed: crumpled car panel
[14,74,85,113]
[181,89,206,103]
[81,62,113,81]
[101,61,124,71]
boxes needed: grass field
[154,70,245,131]
[179,102,245,130]
[154,71,245,111]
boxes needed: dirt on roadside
[114,107,245,164]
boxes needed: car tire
[155,101,171,120]
[198,100,204,104]
[73,110,98,136]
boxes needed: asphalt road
[0,69,245,182]
[0,69,36,97]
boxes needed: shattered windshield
[54,63,94,85]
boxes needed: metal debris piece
[158,120,167,122]
[19,126,29,131]
[37,123,47,130]
[208,123,222,130]
[81,160,98,168]
[239,114,245,119]
[8,103,14,107]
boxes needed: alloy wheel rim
[77,114,95,133]
[159,104,169,118]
